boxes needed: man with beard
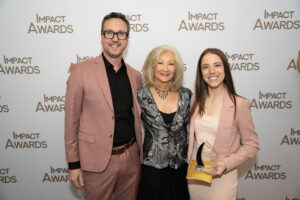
[65,12,143,200]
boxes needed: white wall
[1,0,299,199]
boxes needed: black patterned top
[137,86,192,169]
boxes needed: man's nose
[112,33,119,41]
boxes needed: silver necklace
[155,87,171,100]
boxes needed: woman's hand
[210,161,226,177]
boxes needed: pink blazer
[65,55,143,173]
[187,89,259,171]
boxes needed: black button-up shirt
[102,54,135,147]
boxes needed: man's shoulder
[69,56,102,73]
[126,63,142,76]
[76,56,101,68]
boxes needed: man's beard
[103,41,127,59]
[107,51,122,58]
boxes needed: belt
[112,138,135,155]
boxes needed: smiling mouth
[110,44,120,48]
[159,73,171,77]
[208,76,219,81]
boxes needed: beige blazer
[187,89,259,171]
[65,55,143,173]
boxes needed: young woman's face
[200,53,225,89]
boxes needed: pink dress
[188,114,238,200]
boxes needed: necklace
[208,94,224,104]
[210,97,216,103]
[155,87,171,100]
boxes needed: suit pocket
[78,131,95,144]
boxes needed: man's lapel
[92,55,114,111]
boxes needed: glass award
[186,141,218,183]
[195,141,217,174]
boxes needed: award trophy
[195,142,217,174]
[186,141,217,183]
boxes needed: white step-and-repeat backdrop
[1,0,299,199]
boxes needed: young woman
[137,45,191,200]
[187,48,259,200]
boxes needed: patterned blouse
[137,86,192,169]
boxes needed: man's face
[101,18,128,60]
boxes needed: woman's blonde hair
[142,45,184,90]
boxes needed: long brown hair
[190,48,238,118]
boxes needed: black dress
[137,111,190,200]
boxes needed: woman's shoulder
[234,95,250,108]
[179,86,193,97]
[137,86,152,102]
[138,86,149,94]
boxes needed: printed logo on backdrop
[0,96,10,113]
[127,14,149,32]
[0,56,40,75]
[42,166,69,183]
[287,51,300,72]
[250,91,292,109]
[67,55,95,72]
[183,64,187,71]
[281,128,300,145]
[5,131,47,149]
[253,10,300,30]
[76,54,95,63]
[225,52,260,71]
[36,94,65,112]
[245,163,286,180]
[28,14,74,34]
[0,168,17,183]
[178,11,225,31]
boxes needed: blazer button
[112,115,115,119]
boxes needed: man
[65,12,143,200]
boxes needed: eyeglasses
[102,30,129,40]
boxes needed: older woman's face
[200,53,225,89]
[153,51,176,86]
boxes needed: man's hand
[69,169,84,189]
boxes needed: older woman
[187,48,259,200]
[137,45,192,200]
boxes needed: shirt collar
[102,53,126,72]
